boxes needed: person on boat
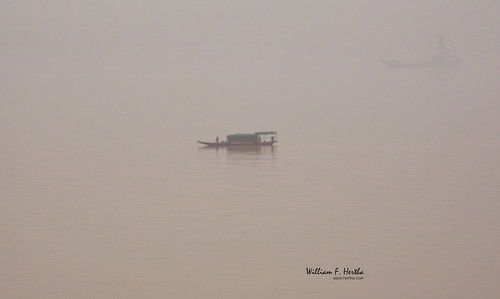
[216,136,219,143]
[271,136,275,142]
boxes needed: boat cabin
[198,131,277,147]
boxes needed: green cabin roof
[226,131,276,143]
[227,134,259,143]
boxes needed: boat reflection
[198,145,277,165]
[198,145,277,154]
[230,146,275,153]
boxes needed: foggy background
[1,1,500,145]
[1,1,499,298]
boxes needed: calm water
[1,44,499,298]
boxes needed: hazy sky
[1,1,499,144]
[1,0,500,56]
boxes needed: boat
[380,35,461,68]
[380,56,461,68]
[198,131,277,147]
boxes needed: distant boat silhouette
[380,36,461,68]
[198,131,277,147]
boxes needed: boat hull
[198,141,277,147]
[380,57,462,68]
